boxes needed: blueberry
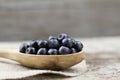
[19,43,29,53]
[48,36,57,40]
[48,49,58,55]
[19,33,84,55]
[38,40,48,48]
[58,33,69,41]
[62,38,73,48]
[48,39,60,49]
[71,48,77,53]
[26,47,36,54]
[37,48,47,55]
[72,39,77,47]
[30,40,38,48]
[59,46,70,54]
[74,41,83,52]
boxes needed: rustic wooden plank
[0,0,120,41]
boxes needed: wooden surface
[0,50,85,70]
[0,0,120,41]
[0,36,120,80]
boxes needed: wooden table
[0,36,120,80]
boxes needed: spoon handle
[0,50,19,61]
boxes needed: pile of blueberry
[19,33,83,55]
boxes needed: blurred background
[0,0,120,41]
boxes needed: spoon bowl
[0,50,85,70]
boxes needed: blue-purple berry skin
[71,48,77,53]
[48,36,57,40]
[71,39,76,47]
[48,49,58,55]
[74,41,83,52]
[59,46,70,54]
[19,43,29,53]
[30,40,38,48]
[37,48,47,55]
[19,33,84,55]
[58,33,69,41]
[48,39,60,49]
[26,47,36,54]
[38,40,48,48]
[62,38,73,48]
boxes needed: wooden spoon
[0,50,85,70]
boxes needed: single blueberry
[19,43,29,53]
[37,48,47,55]
[29,40,38,48]
[48,36,57,40]
[26,47,36,54]
[38,40,48,48]
[58,33,69,41]
[48,49,58,55]
[74,41,83,52]
[59,46,70,54]
[72,39,77,47]
[48,39,60,49]
[62,38,73,48]
[71,48,77,53]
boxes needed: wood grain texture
[0,0,120,41]
[0,49,85,70]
